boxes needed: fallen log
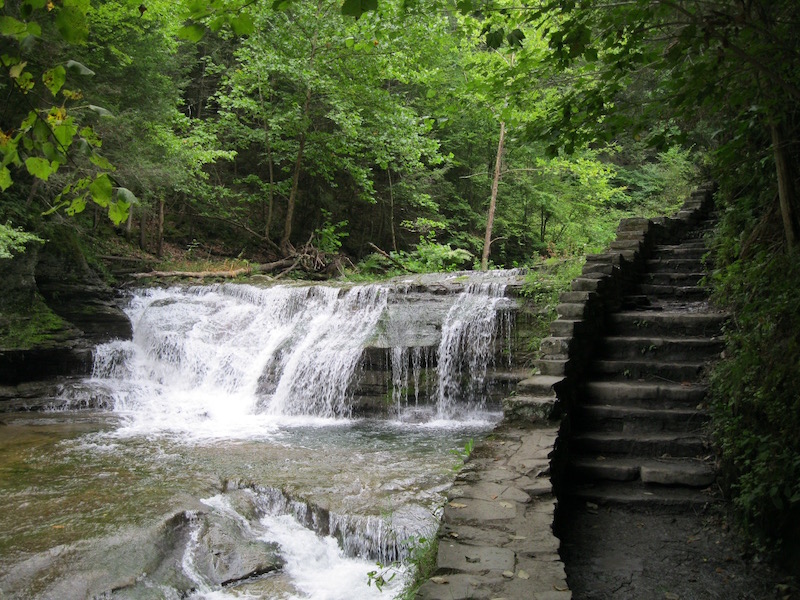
[129,267,251,279]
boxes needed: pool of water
[0,410,496,599]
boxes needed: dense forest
[1,0,798,565]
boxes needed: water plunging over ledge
[0,271,531,599]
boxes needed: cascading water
[435,281,514,419]
[90,277,516,430]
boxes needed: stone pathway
[416,421,570,600]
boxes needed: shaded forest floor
[558,497,798,600]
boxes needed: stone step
[600,336,724,362]
[607,311,727,337]
[502,394,559,422]
[569,455,715,487]
[632,283,709,300]
[582,381,707,409]
[651,245,707,259]
[571,431,708,458]
[645,258,704,273]
[569,481,712,508]
[576,404,709,433]
[516,375,565,396]
[639,271,705,286]
[592,358,708,382]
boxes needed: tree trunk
[125,205,133,242]
[280,52,316,253]
[388,169,397,252]
[481,121,506,271]
[156,197,165,259]
[770,121,799,250]
[139,206,147,251]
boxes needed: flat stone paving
[416,422,571,600]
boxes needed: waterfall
[89,276,518,432]
[435,282,513,418]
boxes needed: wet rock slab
[416,422,571,600]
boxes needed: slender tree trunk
[281,116,308,253]
[139,206,147,251]
[481,121,506,271]
[387,169,397,252]
[770,121,798,250]
[156,197,165,259]
[281,31,318,254]
[258,79,276,242]
[125,204,133,241]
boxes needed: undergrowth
[709,209,800,566]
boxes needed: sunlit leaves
[42,65,66,95]
[25,156,58,180]
[89,173,112,206]
[0,166,12,191]
[177,23,205,42]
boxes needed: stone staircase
[567,215,726,506]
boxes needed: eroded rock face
[0,226,132,391]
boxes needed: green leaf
[25,0,47,8]
[507,28,525,48]
[177,23,206,42]
[66,194,86,216]
[56,6,88,43]
[230,13,254,36]
[89,173,112,207]
[89,152,115,170]
[43,65,66,96]
[108,199,130,225]
[88,104,113,117]
[9,61,26,79]
[65,60,94,76]
[272,0,290,9]
[0,16,28,37]
[486,28,505,49]
[0,166,11,191]
[53,122,78,148]
[341,0,377,19]
[25,156,54,181]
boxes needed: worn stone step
[600,336,724,362]
[549,319,585,338]
[502,394,559,422]
[577,404,709,433]
[633,283,709,300]
[582,381,707,408]
[569,456,715,487]
[516,375,565,396]
[651,245,707,259]
[569,481,712,508]
[607,311,727,337]
[645,258,705,273]
[592,358,708,382]
[640,271,705,286]
[571,431,708,458]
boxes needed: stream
[0,273,524,599]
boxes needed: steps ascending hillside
[568,218,725,507]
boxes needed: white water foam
[258,513,406,600]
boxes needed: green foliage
[0,222,41,259]
[0,294,72,350]
[313,211,349,254]
[520,256,585,357]
[710,246,800,559]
